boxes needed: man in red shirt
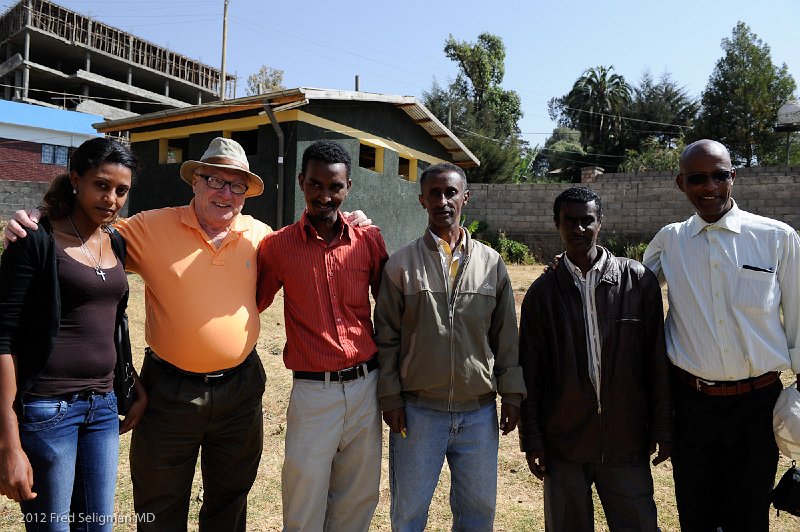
[256,140,388,531]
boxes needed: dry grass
[1,264,798,530]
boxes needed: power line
[561,105,692,129]
[229,15,425,92]
[233,3,445,74]
[0,82,192,106]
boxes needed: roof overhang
[94,87,479,168]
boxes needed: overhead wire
[7,1,698,152]
[229,16,428,92]
[0,82,192,105]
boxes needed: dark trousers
[543,456,658,532]
[130,351,266,532]
[672,378,780,532]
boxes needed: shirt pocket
[733,267,776,313]
[343,267,370,308]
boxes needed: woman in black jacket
[0,137,147,530]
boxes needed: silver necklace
[67,216,106,281]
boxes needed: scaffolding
[0,0,234,96]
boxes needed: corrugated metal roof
[0,99,102,135]
[94,88,479,167]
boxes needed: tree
[444,33,506,117]
[531,127,585,180]
[620,135,685,173]
[246,65,285,95]
[550,66,632,153]
[692,22,797,166]
[423,33,524,183]
[626,71,698,150]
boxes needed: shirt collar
[181,199,249,234]
[300,209,350,243]
[429,228,465,253]
[563,246,607,280]
[689,199,742,237]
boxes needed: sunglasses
[683,170,733,186]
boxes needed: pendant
[95,267,106,281]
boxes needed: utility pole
[220,0,229,100]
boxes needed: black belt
[293,357,378,383]
[147,347,251,384]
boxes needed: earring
[73,188,77,194]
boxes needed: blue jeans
[389,402,499,532]
[18,391,120,532]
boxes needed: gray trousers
[543,456,658,532]
[130,350,266,532]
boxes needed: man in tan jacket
[375,162,526,532]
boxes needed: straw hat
[179,137,264,197]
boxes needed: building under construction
[0,0,234,119]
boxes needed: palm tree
[563,66,632,151]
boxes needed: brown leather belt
[674,366,780,397]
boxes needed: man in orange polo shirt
[3,137,371,530]
[117,138,270,530]
[256,140,388,531]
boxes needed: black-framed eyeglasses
[196,173,249,195]
[682,170,733,186]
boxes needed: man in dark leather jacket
[518,187,673,531]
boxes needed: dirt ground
[0,264,797,530]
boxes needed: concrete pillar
[85,51,91,72]
[22,31,29,99]
[127,66,132,85]
[3,45,10,98]
[13,70,21,99]
[580,166,605,183]
[22,0,31,98]
[164,79,169,97]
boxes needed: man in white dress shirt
[643,139,800,532]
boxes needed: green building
[95,88,479,251]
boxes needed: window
[359,142,384,173]
[398,157,410,179]
[41,144,68,166]
[397,156,418,181]
[231,130,258,155]
[160,137,189,164]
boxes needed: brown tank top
[28,245,127,396]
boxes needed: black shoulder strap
[108,227,127,268]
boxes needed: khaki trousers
[282,369,381,532]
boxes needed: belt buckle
[204,372,225,383]
[696,377,716,392]
[337,367,355,382]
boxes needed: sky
[4,0,798,146]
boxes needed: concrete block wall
[0,180,50,218]
[464,168,800,258]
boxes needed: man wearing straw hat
[3,137,369,530]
